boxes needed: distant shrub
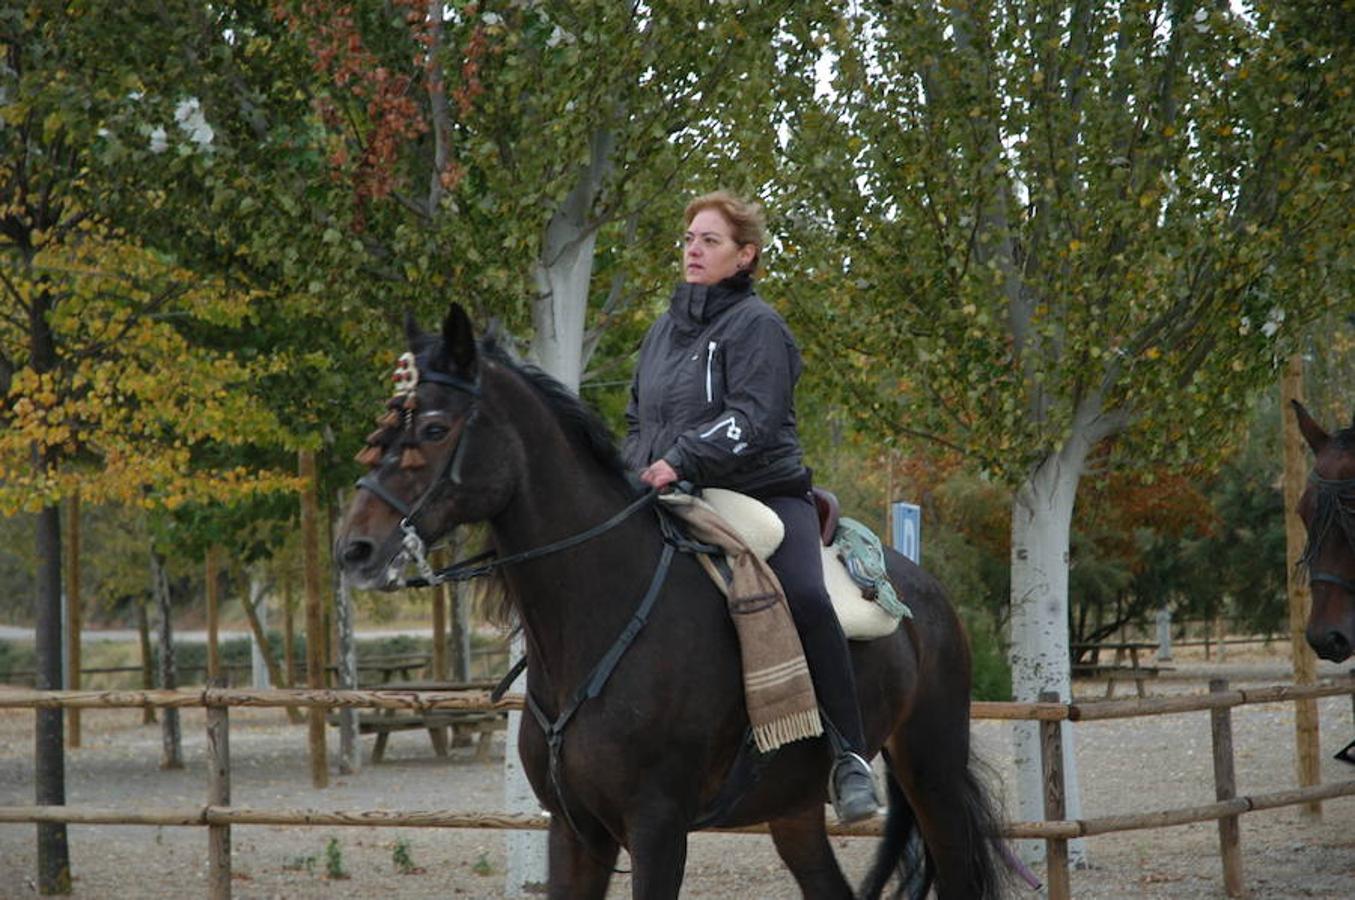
[0,640,36,684]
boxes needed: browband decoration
[354,351,480,469]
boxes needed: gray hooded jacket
[622,272,810,498]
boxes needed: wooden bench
[327,709,507,763]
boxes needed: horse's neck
[488,401,660,699]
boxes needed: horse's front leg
[547,817,619,900]
[624,801,691,900]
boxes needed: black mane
[477,336,635,488]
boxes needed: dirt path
[2,664,1354,898]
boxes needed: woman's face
[683,209,755,285]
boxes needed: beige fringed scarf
[659,493,823,752]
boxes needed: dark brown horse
[334,304,1006,899]
[1293,401,1355,662]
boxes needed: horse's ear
[403,309,422,348]
[441,302,478,377]
[1292,400,1330,455]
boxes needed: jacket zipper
[705,341,717,403]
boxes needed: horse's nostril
[1330,632,1351,658]
[1311,629,1353,663]
[340,539,375,567]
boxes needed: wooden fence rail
[2,677,1353,899]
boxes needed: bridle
[1301,472,1355,596]
[353,361,658,588]
[355,366,483,584]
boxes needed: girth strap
[524,539,676,867]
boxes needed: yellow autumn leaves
[1,230,303,515]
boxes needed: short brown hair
[684,190,765,271]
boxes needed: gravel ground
[2,659,1354,898]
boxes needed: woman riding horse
[334,277,1006,895]
[625,191,878,824]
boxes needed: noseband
[1302,472,1355,596]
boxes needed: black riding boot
[803,627,881,824]
[763,493,882,825]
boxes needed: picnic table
[327,679,507,763]
[326,654,431,687]
[1071,641,1166,698]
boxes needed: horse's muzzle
[1307,626,1352,663]
[334,534,406,592]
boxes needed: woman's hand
[639,460,680,491]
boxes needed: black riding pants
[763,493,867,756]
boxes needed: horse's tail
[859,752,1011,900]
[951,754,1012,900]
[858,771,932,900]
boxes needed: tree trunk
[452,583,471,683]
[299,450,328,788]
[136,600,156,724]
[64,491,81,749]
[35,500,71,893]
[432,571,448,681]
[514,138,614,892]
[529,128,614,394]
[242,565,302,724]
[283,567,296,690]
[205,546,221,684]
[1008,445,1088,867]
[150,546,183,770]
[335,575,360,774]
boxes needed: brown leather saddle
[811,487,841,546]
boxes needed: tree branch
[424,0,451,215]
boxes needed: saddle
[684,487,908,640]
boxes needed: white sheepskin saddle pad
[698,488,900,641]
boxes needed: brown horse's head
[334,303,520,590]
[1293,400,1355,662]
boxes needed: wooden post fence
[1039,690,1071,900]
[3,677,1354,898]
[204,547,230,900]
[1209,679,1244,897]
[1282,355,1323,817]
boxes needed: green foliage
[391,838,418,875]
[967,619,1013,702]
[471,851,493,877]
[777,1,1355,481]
[0,640,36,684]
[323,837,348,880]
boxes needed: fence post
[1209,679,1244,897]
[207,696,231,899]
[1038,690,1071,900]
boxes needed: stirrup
[829,752,881,824]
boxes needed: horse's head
[1293,400,1355,662]
[334,303,519,590]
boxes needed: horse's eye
[422,423,450,442]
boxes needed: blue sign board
[891,501,921,564]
